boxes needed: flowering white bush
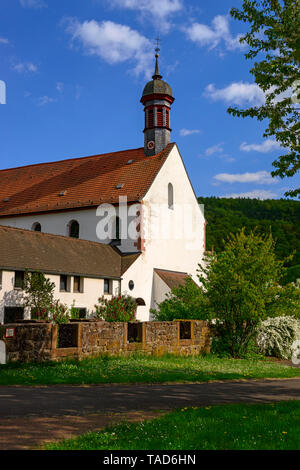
[256,316,300,359]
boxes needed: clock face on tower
[147,140,155,150]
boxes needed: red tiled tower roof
[0,143,175,217]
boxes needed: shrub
[151,277,208,321]
[256,316,300,359]
[95,294,137,322]
[48,301,70,325]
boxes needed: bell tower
[141,46,175,156]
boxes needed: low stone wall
[1,322,53,363]
[2,320,211,363]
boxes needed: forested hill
[198,197,300,283]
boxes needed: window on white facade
[14,271,24,289]
[73,276,84,293]
[104,278,112,295]
[60,274,71,292]
[168,183,174,210]
[32,222,41,232]
[111,216,121,245]
[68,220,80,239]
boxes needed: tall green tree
[229,0,300,198]
[198,229,299,357]
[23,270,55,320]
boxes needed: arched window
[68,220,80,239]
[32,222,41,232]
[111,216,121,245]
[168,183,174,210]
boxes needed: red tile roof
[154,269,196,290]
[0,144,175,217]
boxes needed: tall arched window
[32,222,41,232]
[111,216,121,245]
[68,220,80,239]
[168,183,174,210]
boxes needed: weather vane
[155,37,161,55]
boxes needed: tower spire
[153,38,162,80]
[141,38,175,156]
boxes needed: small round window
[128,280,134,291]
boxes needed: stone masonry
[2,320,211,363]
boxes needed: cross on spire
[153,37,162,80]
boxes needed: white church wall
[121,145,205,320]
[0,206,139,254]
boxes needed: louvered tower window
[157,108,163,126]
[148,109,154,128]
[166,109,170,128]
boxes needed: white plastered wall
[0,270,120,324]
[121,145,205,320]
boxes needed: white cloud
[20,0,46,8]
[224,189,278,200]
[65,18,153,78]
[179,128,201,137]
[0,37,9,44]
[205,82,265,106]
[240,139,282,153]
[37,96,57,106]
[185,15,246,51]
[12,62,38,73]
[110,0,183,32]
[56,82,64,93]
[205,142,224,156]
[214,170,277,185]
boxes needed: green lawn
[0,354,299,386]
[45,401,300,450]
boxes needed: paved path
[1,378,300,449]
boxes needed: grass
[45,401,300,450]
[0,353,299,386]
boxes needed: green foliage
[198,196,300,283]
[23,270,55,320]
[2,354,300,387]
[198,229,299,357]
[256,316,300,359]
[229,0,300,197]
[69,302,81,320]
[48,301,70,325]
[45,401,300,450]
[151,277,208,321]
[95,294,137,322]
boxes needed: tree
[151,277,208,322]
[229,0,300,198]
[23,270,55,320]
[198,229,299,357]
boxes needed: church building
[0,52,206,324]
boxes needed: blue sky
[0,0,299,199]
